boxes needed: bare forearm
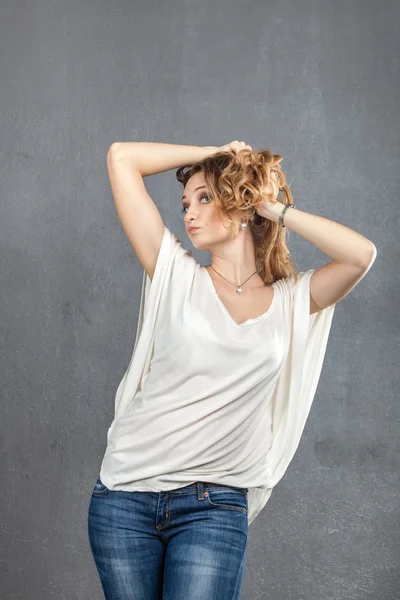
[260,201,377,267]
[108,142,219,177]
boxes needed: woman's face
[182,172,240,251]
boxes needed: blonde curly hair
[176,148,299,285]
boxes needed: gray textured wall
[1,0,398,598]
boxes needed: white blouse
[99,226,336,526]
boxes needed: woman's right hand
[219,140,253,153]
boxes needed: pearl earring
[241,220,247,230]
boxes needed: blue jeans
[87,477,249,599]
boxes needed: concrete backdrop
[0,0,398,598]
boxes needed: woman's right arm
[107,142,219,281]
[108,142,220,177]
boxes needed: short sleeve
[135,225,198,342]
[154,226,198,285]
[266,268,336,488]
[274,268,316,316]
[113,226,198,422]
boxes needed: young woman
[87,140,376,600]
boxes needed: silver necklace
[209,264,258,295]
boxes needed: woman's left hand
[256,171,283,219]
[256,198,284,222]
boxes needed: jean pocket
[92,477,110,496]
[204,488,248,514]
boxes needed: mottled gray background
[1,0,399,598]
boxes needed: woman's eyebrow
[182,186,206,201]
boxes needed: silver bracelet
[279,203,296,227]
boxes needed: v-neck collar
[201,266,276,327]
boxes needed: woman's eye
[181,194,209,214]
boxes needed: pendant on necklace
[237,287,243,295]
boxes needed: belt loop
[197,481,204,499]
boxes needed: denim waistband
[172,481,248,496]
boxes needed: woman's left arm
[258,200,377,314]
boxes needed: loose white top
[100,226,336,526]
